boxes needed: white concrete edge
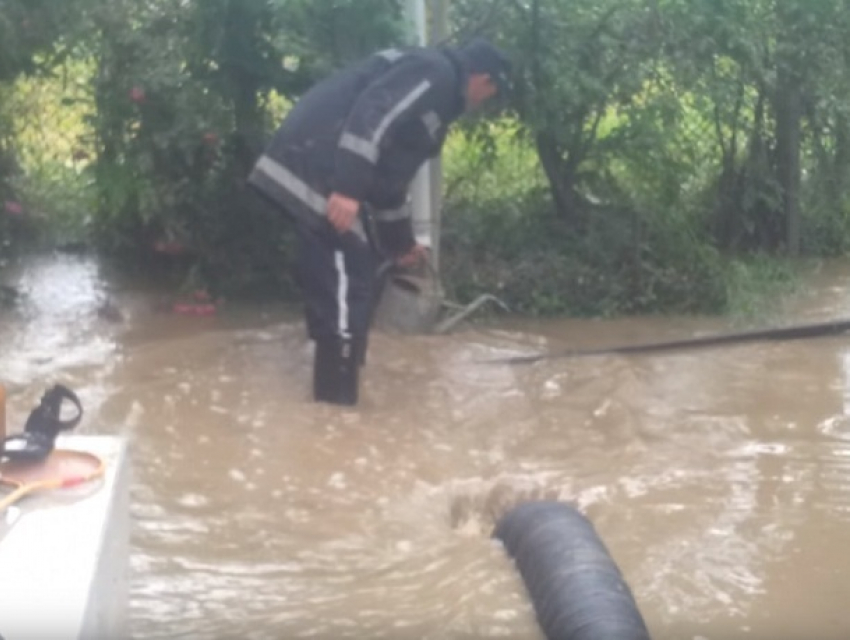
[0,435,129,640]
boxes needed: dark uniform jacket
[248,45,467,254]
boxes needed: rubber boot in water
[354,333,369,368]
[313,337,359,406]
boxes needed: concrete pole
[428,0,449,270]
[375,0,450,334]
[404,0,435,255]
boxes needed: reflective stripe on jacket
[248,45,466,252]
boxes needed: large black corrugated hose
[493,501,651,640]
[483,317,850,365]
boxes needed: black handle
[2,384,84,462]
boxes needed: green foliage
[442,192,730,318]
[84,0,404,295]
[722,253,800,320]
[3,0,850,316]
[4,61,96,247]
[440,119,724,316]
[452,0,665,224]
[431,0,850,315]
[267,0,404,80]
[0,0,85,80]
[0,0,96,265]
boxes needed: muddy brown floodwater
[4,252,850,639]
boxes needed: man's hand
[327,192,360,233]
[395,243,429,269]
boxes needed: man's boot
[353,333,369,368]
[313,336,359,406]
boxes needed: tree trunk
[774,3,804,255]
[535,134,581,225]
[224,0,265,175]
[775,74,802,254]
[833,114,850,199]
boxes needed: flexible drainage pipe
[493,501,651,640]
[484,317,850,365]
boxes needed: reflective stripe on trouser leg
[313,249,359,405]
[334,250,351,340]
[296,224,376,341]
[296,225,376,404]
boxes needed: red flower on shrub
[153,239,187,255]
[129,86,146,104]
[3,200,23,216]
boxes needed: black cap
[457,38,511,97]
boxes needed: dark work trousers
[294,221,380,405]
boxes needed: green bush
[440,120,730,317]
